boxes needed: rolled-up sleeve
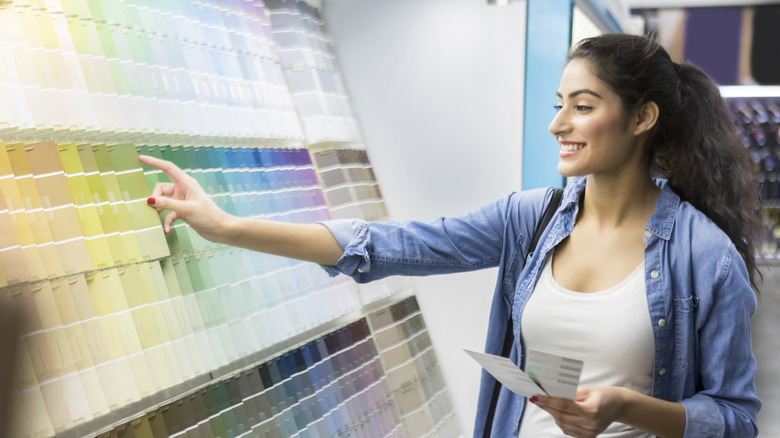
[318,219,372,278]
[681,246,760,438]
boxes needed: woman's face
[548,59,644,178]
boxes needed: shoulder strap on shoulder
[528,187,564,254]
[482,186,564,438]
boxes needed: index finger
[138,154,188,181]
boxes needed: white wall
[322,0,527,433]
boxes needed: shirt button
[659,368,667,376]
[644,230,653,238]
[651,270,660,279]
[658,319,666,327]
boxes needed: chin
[557,165,585,178]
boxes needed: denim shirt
[320,176,760,438]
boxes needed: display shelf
[54,289,415,438]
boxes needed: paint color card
[107,143,169,260]
[26,141,94,275]
[67,273,121,413]
[4,142,65,279]
[58,142,115,269]
[102,266,157,399]
[14,280,75,378]
[76,142,130,265]
[84,270,143,408]
[0,191,31,286]
[0,146,48,280]
[160,402,184,435]
[136,144,168,191]
[159,258,206,378]
[91,143,145,263]
[136,262,182,389]
[172,257,216,371]
[50,278,112,419]
[8,383,55,438]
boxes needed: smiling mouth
[558,139,586,152]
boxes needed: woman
[140,34,762,437]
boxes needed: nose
[548,107,568,137]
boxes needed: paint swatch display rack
[65,296,459,438]
[0,0,460,436]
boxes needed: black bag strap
[482,187,564,438]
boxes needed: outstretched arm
[138,154,344,266]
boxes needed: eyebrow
[555,89,603,100]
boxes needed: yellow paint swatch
[0,144,46,282]
[0,191,31,286]
[26,141,94,276]
[58,142,115,269]
[91,143,144,263]
[3,142,64,279]
[76,143,130,265]
[107,143,169,260]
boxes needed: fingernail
[529,396,539,404]
[147,197,155,205]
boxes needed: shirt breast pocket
[674,296,698,373]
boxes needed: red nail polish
[529,396,539,404]
[147,197,155,205]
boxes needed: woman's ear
[634,101,659,135]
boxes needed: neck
[581,171,660,228]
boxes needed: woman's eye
[553,104,592,113]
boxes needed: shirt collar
[562,176,680,241]
[562,176,586,209]
[646,179,680,240]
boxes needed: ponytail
[570,34,764,290]
[660,64,763,290]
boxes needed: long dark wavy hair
[569,33,763,290]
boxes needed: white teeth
[560,143,585,152]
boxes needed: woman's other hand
[530,386,625,438]
[531,385,685,438]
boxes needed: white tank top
[517,256,655,438]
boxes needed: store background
[322,0,780,435]
[0,0,778,436]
